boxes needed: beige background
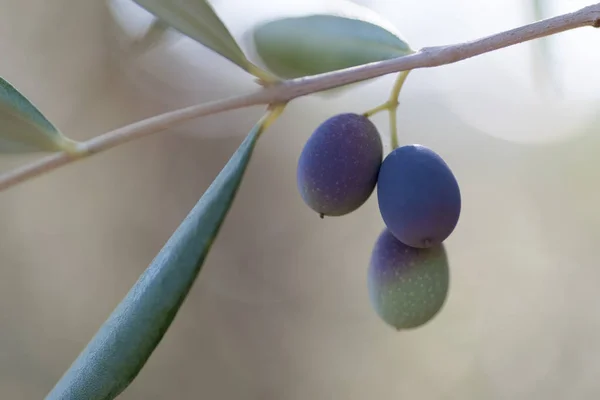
[0,1,599,399]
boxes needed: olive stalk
[363,70,411,149]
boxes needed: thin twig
[0,91,269,191]
[1,2,599,192]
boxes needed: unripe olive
[368,228,450,330]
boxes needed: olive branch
[1,2,598,192]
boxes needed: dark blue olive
[368,228,449,330]
[377,145,461,248]
[297,113,383,217]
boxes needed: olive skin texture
[377,144,461,248]
[297,113,383,217]
[368,228,450,330]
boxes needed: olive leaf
[133,0,251,71]
[252,14,413,79]
[530,0,560,95]
[130,17,172,56]
[45,115,270,400]
[0,77,78,154]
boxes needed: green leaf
[133,0,250,71]
[45,116,269,400]
[0,77,78,153]
[252,14,413,79]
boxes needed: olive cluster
[296,113,460,330]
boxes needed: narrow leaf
[0,77,78,153]
[133,0,250,70]
[252,14,413,79]
[45,116,268,400]
[130,17,172,56]
[530,0,560,96]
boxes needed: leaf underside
[133,0,250,70]
[45,123,263,400]
[0,77,72,153]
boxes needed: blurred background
[0,0,599,398]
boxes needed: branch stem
[1,2,599,192]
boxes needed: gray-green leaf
[130,17,172,56]
[133,0,250,70]
[530,0,560,95]
[45,121,264,400]
[0,77,78,153]
[252,14,413,79]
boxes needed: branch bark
[1,2,599,192]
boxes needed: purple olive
[377,144,461,248]
[297,113,383,217]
